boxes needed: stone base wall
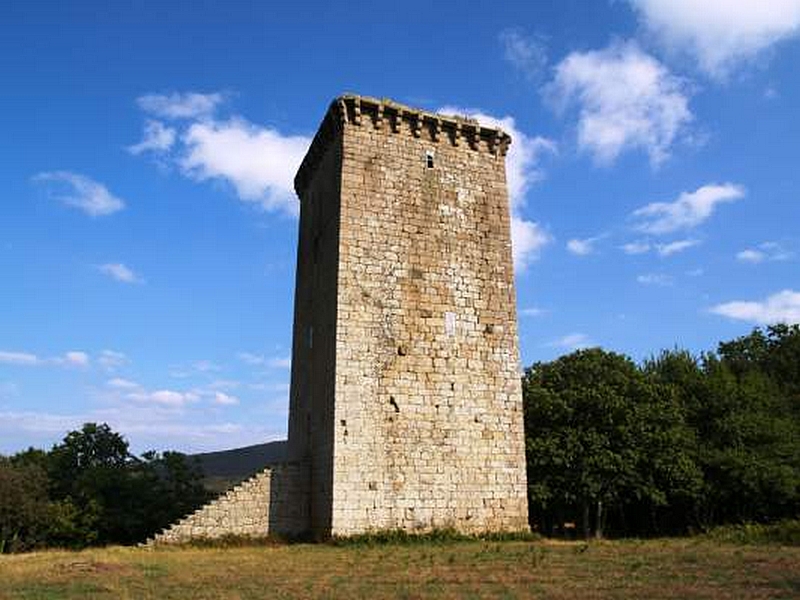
[149,461,309,545]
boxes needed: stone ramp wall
[148,461,309,545]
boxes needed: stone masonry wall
[287,126,343,536]
[295,96,529,536]
[149,461,308,544]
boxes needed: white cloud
[737,242,793,264]
[519,306,546,317]
[637,273,674,286]
[237,352,290,369]
[0,351,40,366]
[737,249,766,263]
[549,333,593,350]
[628,0,800,79]
[208,379,241,391]
[61,351,89,367]
[127,389,200,407]
[237,352,266,366]
[136,92,225,120]
[546,41,692,166]
[0,382,18,399]
[127,120,176,155]
[180,118,310,215]
[98,350,129,370]
[621,241,651,255]
[213,392,240,406]
[633,183,744,234]
[657,239,700,256]
[510,218,552,271]
[32,171,125,217]
[567,235,604,256]
[132,91,311,215]
[107,377,140,390]
[249,382,290,393]
[710,289,800,325]
[191,360,221,373]
[268,356,291,369]
[0,407,286,455]
[0,350,90,367]
[97,263,144,284]
[499,28,548,79]
[439,106,557,272]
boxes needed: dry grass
[1,537,799,599]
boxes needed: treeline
[2,326,798,551]
[0,423,211,553]
[523,324,800,538]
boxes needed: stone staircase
[147,461,308,545]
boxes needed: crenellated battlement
[294,94,512,198]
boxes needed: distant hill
[188,440,288,493]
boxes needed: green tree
[523,348,701,538]
[0,458,51,552]
[647,338,800,527]
[45,423,212,546]
[46,423,135,544]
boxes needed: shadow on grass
[170,528,541,550]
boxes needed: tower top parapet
[294,94,512,198]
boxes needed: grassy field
[1,537,799,599]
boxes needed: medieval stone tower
[150,95,528,544]
[287,95,528,537]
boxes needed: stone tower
[288,95,529,537]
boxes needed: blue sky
[2,0,799,454]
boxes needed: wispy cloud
[207,379,241,391]
[545,40,692,166]
[127,389,200,407]
[105,377,241,409]
[107,377,140,390]
[549,333,593,350]
[632,183,744,234]
[97,263,144,284]
[0,408,284,454]
[127,119,176,155]
[627,0,800,79]
[621,238,700,257]
[237,352,290,369]
[710,289,800,325]
[736,241,793,264]
[32,171,125,217]
[136,92,225,120]
[510,219,553,271]
[499,28,548,80]
[0,351,40,366]
[0,350,90,367]
[191,360,221,373]
[637,273,674,286]
[519,306,546,317]
[58,351,89,367]
[657,239,700,256]
[213,392,240,406]
[621,241,652,255]
[98,350,129,371]
[567,235,605,256]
